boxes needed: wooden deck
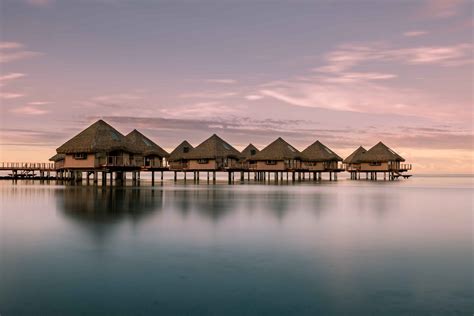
[0,161,413,183]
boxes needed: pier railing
[0,162,55,170]
[399,164,412,170]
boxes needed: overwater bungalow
[49,154,65,170]
[125,129,169,169]
[343,146,367,172]
[56,120,140,169]
[185,134,242,170]
[168,140,193,170]
[345,142,411,180]
[300,141,343,172]
[240,144,259,170]
[250,137,301,171]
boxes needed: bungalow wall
[63,154,97,169]
[302,161,339,171]
[359,162,389,171]
[135,155,166,168]
[188,159,217,170]
[54,160,65,170]
[254,160,286,171]
[169,161,189,170]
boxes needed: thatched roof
[186,134,242,160]
[56,120,139,154]
[356,142,405,162]
[251,137,300,160]
[125,129,169,157]
[49,153,65,162]
[241,144,259,159]
[168,140,193,162]
[300,141,342,162]
[343,146,366,163]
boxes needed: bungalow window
[197,159,209,164]
[266,160,277,165]
[250,149,256,156]
[183,147,189,153]
[73,153,87,160]
[369,162,382,166]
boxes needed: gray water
[0,177,472,315]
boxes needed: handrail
[1,162,55,169]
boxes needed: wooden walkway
[0,162,411,183]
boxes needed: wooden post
[161,171,164,181]
[151,171,155,185]
[174,171,177,181]
[213,171,216,182]
[184,172,187,181]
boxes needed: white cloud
[259,76,443,118]
[403,30,428,37]
[25,0,54,7]
[0,92,24,99]
[245,95,264,100]
[179,91,237,99]
[0,42,23,50]
[424,0,464,18]
[160,101,239,118]
[315,42,473,74]
[92,93,142,103]
[321,72,397,83]
[0,73,26,82]
[205,79,237,84]
[28,101,51,105]
[10,106,49,115]
[0,42,40,63]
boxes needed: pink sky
[0,0,473,173]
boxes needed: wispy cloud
[423,0,464,18]
[0,92,24,99]
[0,42,23,49]
[403,30,428,37]
[160,102,238,118]
[28,101,51,105]
[245,95,264,101]
[10,106,49,115]
[179,91,237,99]
[315,42,473,74]
[0,73,26,82]
[0,41,40,63]
[25,0,54,7]
[205,79,237,84]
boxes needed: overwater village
[1,120,412,183]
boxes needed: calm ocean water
[0,176,472,315]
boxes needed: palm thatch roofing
[56,120,140,154]
[186,134,242,160]
[241,144,259,160]
[251,137,300,160]
[168,140,193,162]
[300,141,342,162]
[49,153,65,162]
[125,129,169,157]
[355,142,405,162]
[343,146,367,163]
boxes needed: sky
[0,0,472,173]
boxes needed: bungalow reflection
[56,187,164,224]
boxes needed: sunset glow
[1,0,472,173]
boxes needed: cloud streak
[0,41,40,63]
